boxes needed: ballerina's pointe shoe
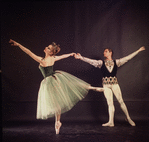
[55,121,62,134]
[102,122,114,127]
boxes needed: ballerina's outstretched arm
[54,53,76,61]
[9,39,43,64]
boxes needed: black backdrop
[1,0,149,122]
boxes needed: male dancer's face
[103,49,112,59]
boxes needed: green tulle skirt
[36,70,90,119]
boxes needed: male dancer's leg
[102,86,115,127]
[112,84,136,126]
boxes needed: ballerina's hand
[9,39,19,46]
[70,53,76,56]
[139,46,145,52]
[73,53,77,57]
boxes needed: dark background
[1,0,149,123]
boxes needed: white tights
[103,84,135,127]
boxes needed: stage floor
[3,120,149,142]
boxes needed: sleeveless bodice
[101,60,117,77]
[39,65,55,78]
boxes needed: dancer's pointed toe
[55,121,62,134]
[125,118,136,126]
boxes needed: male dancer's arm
[116,46,145,67]
[75,53,103,68]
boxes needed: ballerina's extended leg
[89,86,104,92]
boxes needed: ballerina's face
[44,45,54,55]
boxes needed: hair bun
[51,42,61,55]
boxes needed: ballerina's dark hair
[51,42,61,55]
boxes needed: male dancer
[75,46,145,127]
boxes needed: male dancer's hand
[138,46,145,52]
[74,53,83,60]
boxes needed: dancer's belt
[102,76,118,85]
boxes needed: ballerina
[9,39,104,134]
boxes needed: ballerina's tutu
[36,65,90,119]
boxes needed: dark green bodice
[39,65,55,78]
